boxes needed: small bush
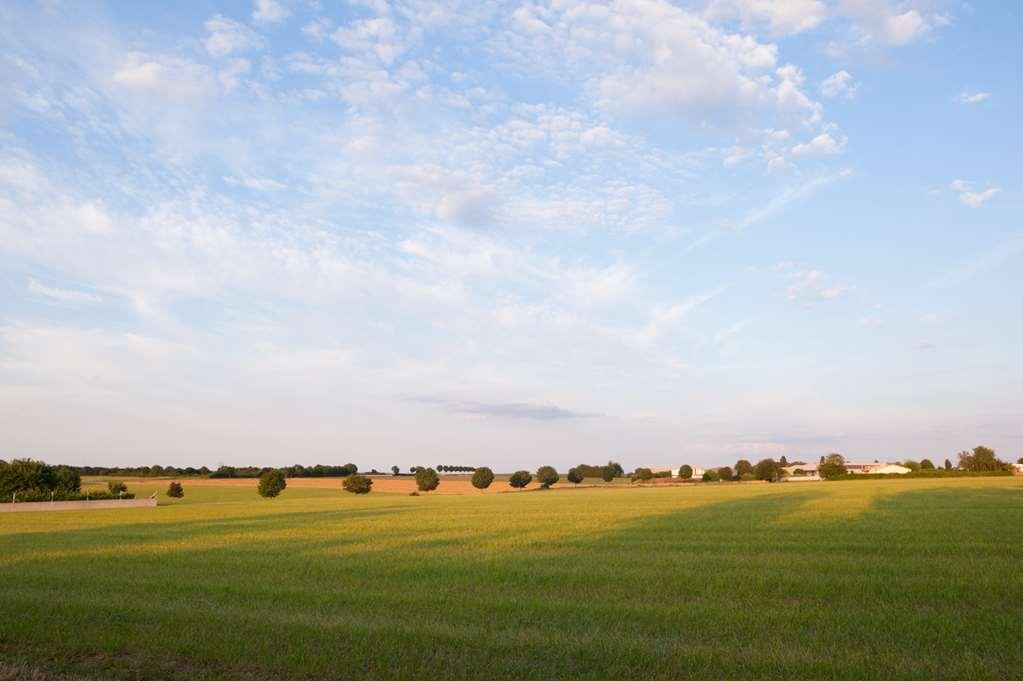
[471,467,495,490]
[107,480,127,495]
[536,466,559,488]
[343,475,373,494]
[166,481,184,498]
[631,467,654,482]
[509,470,532,489]
[257,469,287,498]
[415,467,440,492]
[566,467,584,484]
[600,466,615,483]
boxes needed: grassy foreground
[1,478,1021,680]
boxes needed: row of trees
[0,459,82,499]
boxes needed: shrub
[718,466,734,481]
[343,475,373,494]
[107,480,127,495]
[600,466,615,483]
[471,467,495,490]
[257,469,287,498]
[567,467,584,484]
[631,467,654,482]
[509,470,532,489]
[166,481,184,498]
[678,465,693,480]
[920,459,935,470]
[702,469,719,482]
[415,467,440,492]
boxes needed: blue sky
[1,0,1020,471]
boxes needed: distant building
[1011,463,1023,475]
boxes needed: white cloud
[956,91,990,104]
[839,0,947,46]
[253,0,289,24]
[28,278,102,304]
[204,15,263,58]
[112,53,214,102]
[779,264,850,305]
[791,131,847,157]
[820,70,858,98]
[705,0,828,37]
[950,179,1000,207]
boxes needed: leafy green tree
[779,455,788,466]
[944,458,953,471]
[702,469,719,482]
[901,459,921,472]
[632,467,653,482]
[734,460,753,477]
[509,470,532,488]
[343,474,373,494]
[819,455,825,465]
[678,464,693,479]
[471,467,495,490]
[818,453,847,480]
[107,480,127,495]
[0,459,58,498]
[54,466,82,494]
[567,467,584,484]
[257,469,287,498]
[754,458,781,482]
[958,446,1004,472]
[415,467,440,492]
[391,466,399,476]
[919,459,935,470]
[608,461,624,477]
[1017,457,1023,465]
[167,481,184,498]
[536,466,559,488]
[718,466,734,481]
[600,466,615,483]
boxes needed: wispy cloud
[408,396,599,421]
[956,91,991,104]
[950,179,1000,207]
[27,278,102,304]
[928,233,1023,289]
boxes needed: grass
[1,477,1021,680]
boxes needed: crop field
[1,477,1021,680]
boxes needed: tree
[819,455,825,465]
[108,480,127,495]
[339,463,357,477]
[734,460,753,477]
[920,459,935,470]
[754,458,781,482]
[718,466,734,481]
[779,455,788,466]
[509,470,532,489]
[600,466,615,483]
[471,467,495,490]
[632,467,653,482]
[1018,457,1023,465]
[702,469,719,482]
[566,467,584,484]
[944,459,953,471]
[608,461,624,477]
[818,453,847,480]
[678,465,693,480]
[0,459,58,498]
[391,466,400,476]
[54,467,81,494]
[258,469,287,498]
[958,446,1004,472]
[415,467,440,492]
[343,475,373,494]
[535,466,559,488]
[167,481,184,498]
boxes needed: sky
[0,0,1020,472]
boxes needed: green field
[2,477,1022,680]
